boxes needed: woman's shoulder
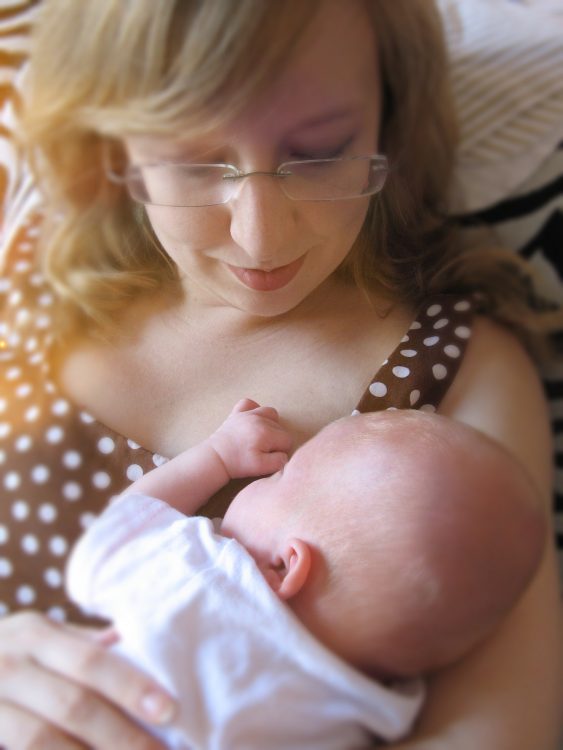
[440,316,552,496]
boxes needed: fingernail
[141,690,176,724]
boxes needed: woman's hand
[0,611,176,749]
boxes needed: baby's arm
[121,398,291,515]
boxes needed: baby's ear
[263,538,311,600]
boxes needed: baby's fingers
[258,451,289,475]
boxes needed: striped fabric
[439,0,563,213]
[0,0,562,578]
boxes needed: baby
[67,400,545,749]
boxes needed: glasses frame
[106,153,389,208]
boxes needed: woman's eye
[290,148,343,161]
[289,135,355,162]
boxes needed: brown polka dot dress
[0,218,475,624]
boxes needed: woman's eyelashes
[287,135,357,162]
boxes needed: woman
[0,1,561,748]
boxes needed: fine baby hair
[274,409,546,679]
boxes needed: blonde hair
[20,0,561,355]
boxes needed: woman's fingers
[3,613,175,727]
[0,653,165,750]
[0,700,86,750]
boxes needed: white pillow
[438,0,563,212]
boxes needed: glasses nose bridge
[226,167,291,202]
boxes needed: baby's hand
[209,398,292,479]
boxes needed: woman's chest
[58,300,413,458]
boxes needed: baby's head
[221,410,545,679]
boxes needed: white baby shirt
[66,494,424,750]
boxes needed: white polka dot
[127,438,141,450]
[52,399,69,416]
[47,606,66,622]
[426,304,442,317]
[400,335,409,343]
[21,534,40,554]
[38,503,57,523]
[4,472,20,491]
[423,336,439,347]
[35,314,51,329]
[126,464,143,482]
[0,423,11,439]
[409,321,422,331]
[369,381,388,398]
[80,512,97,529]
[28,351,45,365]
[433,318,449,330]
[152,454,168,467]
[420,404,437,413]
[38,292,54,307]
[0,278,11,292]
[0,558,13,577]
[392,366,410,379]
[98,437,115,455]
[24,337,38,353]
[454,300,471,312]
[49,536,68,556]
[25,405,40,422]
[400,349,417,358]
[409,389,420,406]
[44,568,62,588]
[0,398,6,413]
[432,364,448,380]
[92,472,111,490]
[12,500,29,520]
[0,602,8,616]
[15,435,33,452]
[351,409,361,417]
[7,331,21,347]
[63,451,82,469]
[5,366,21,380]
[444,344,461,359]
[15,383,32,398]
[16,585,36,605]
[31,465,50,484]
[45,426,64,444]
[63,482,83,501]
[0,450,4,464]
[15,260,32,273]
[80,411,95,424]
[455,326,471,339]
[0,525,8,544]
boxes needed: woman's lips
[227,256,305,291]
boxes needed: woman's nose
[228,175,299,266]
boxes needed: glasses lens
[280,156,388,201]
[125,164,238,207]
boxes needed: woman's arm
[394,318,563,749]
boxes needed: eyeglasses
[107,154,389,207]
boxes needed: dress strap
[355,295,475,413]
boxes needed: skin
[2,0,561,748]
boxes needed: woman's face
[125,0,381,318]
